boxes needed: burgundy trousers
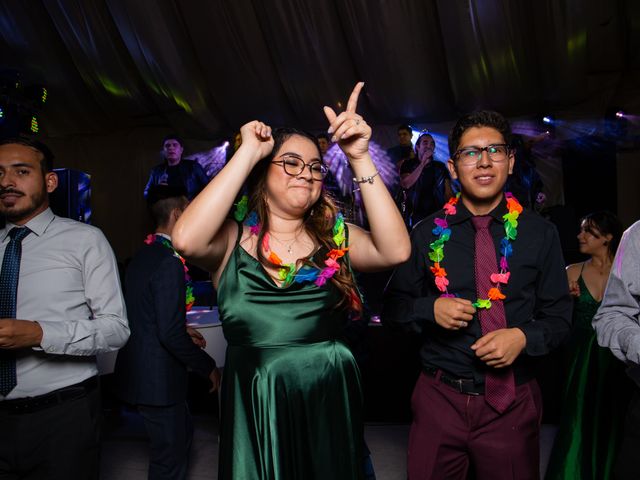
[407,371,542,480]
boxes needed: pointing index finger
[346,82,365,113]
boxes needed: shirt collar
[1,208,55,242]
[446,195,508,226]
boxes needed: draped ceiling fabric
[1,0,638,140]
[0,0,639,259]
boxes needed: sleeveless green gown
[545,275,632,479]
[216,232,364,480]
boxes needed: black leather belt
[423,365,483,396]
[0,376,98,414]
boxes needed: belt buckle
[451,377,481,396]
[452,378,465,394]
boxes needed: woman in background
[546,211,632,480]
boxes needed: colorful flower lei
[234,195,361,311]
[244,209,349,288]
[144,234,195,311]
[429,192,523,309]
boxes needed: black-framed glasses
[453,144,511,166]
[272,156,329,180]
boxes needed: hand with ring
[433,297,476,331]
[323,82,371,162]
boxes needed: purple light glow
[323,141,398,197]
[187,144,229,177]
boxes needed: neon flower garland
[144,234,195,311]
[234,195,361,310]
[244,209,349,288]
[429,192,523,310]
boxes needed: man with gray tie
[0,137,129,479]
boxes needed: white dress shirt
[0,208,129,399]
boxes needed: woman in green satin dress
[546,211,632,479]
[172,83,411,479]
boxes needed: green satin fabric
[545,275,632,480]
[217,240,364,480]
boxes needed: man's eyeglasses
[272,156,328,180]
[453,144,511,166]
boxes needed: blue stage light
[542,116,553,124]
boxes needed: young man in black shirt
[383,111,572,479]
[144,135,210,201]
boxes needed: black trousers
[138,401,193,480]
[615,389,640,480]
[0,385,101,480]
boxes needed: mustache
[0,188,24,196]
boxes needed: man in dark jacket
[143,135,209,200]
[114,185,220,480]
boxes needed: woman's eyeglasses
[272,156,329,180]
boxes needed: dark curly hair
[448,110,512,159]
[245,127,360,311]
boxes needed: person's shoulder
[181,158,201,168]
[410,211,441,240]
[519,209,555,231]
[566,262,583,280]
[433,160,449,170]
[129,243,180,274]
[49,216,105,238]
[624,220,640,239]
[49,217,118,256]
[616,220,640,256]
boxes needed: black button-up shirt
[382,197,572,385]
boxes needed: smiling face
[416,134,435,161]
[265,135,323,218]
[447,126,514,215]
[577,220,612,256]
[0,143,58,225]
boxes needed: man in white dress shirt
[0,137,129,479]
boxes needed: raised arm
[172,122,274,273]
[399,159,426,190]
[323,82,410,271]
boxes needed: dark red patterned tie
[471,216,515,413]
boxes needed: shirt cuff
[36,320,74,354]
[621,330,640,365]
[516,323,545,356]
[412,296,437,325]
